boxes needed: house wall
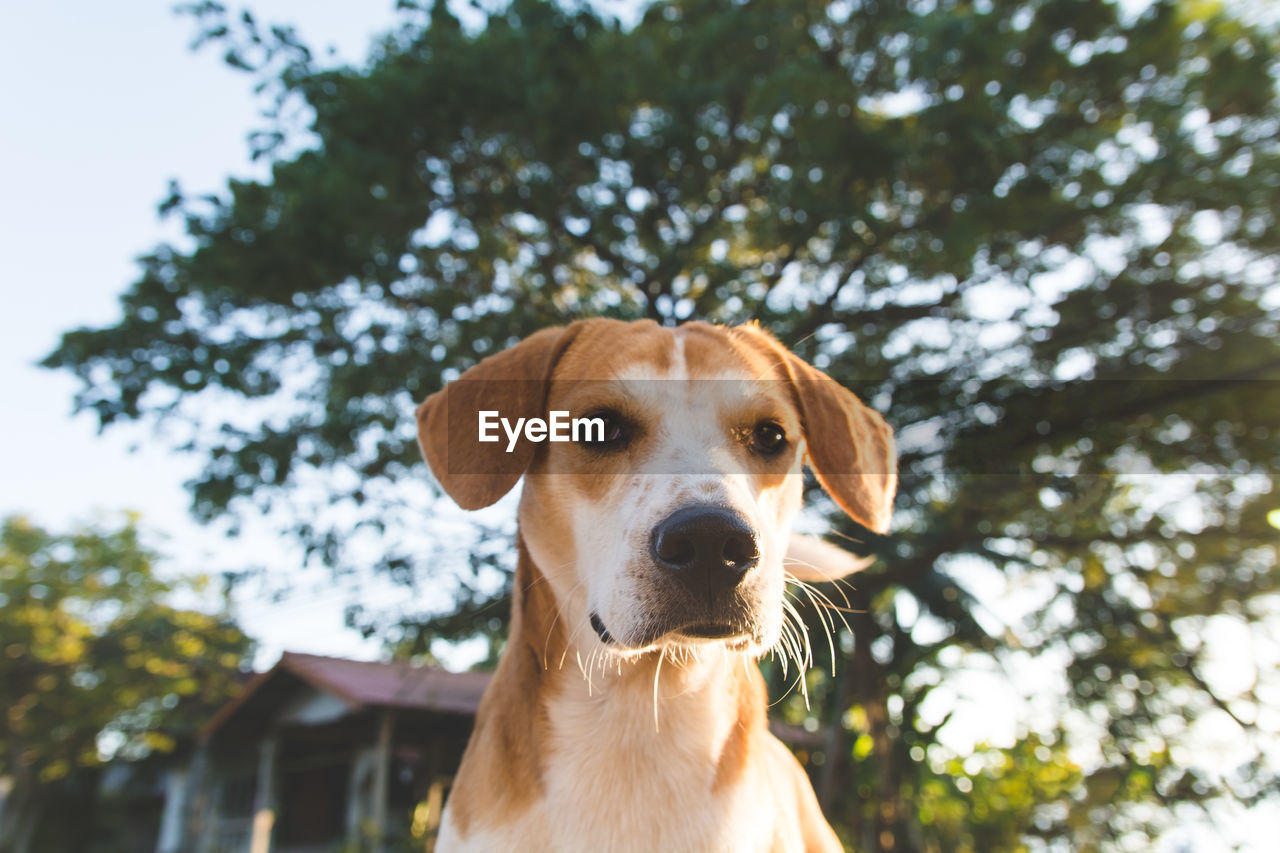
[186,675,477,853]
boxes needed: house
[176,652,490,853]
[169,651,824,853]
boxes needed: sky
[0,0,408,661]
[1,2,1276,847]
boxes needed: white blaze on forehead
[611,328,759,384]
[612,329,687,383]
[610,329,771,483]
[612,331,761,452]
[672,331,687,380]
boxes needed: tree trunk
[846,593,906,853]
[817,629,855,814]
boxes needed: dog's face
[521,324,806,656]
[417,319,895,660]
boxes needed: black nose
[650,505,759,593]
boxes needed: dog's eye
[748,421,787,456]
[577,411,629,450]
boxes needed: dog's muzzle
[591,504,763,648]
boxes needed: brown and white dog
[417,319,896,852]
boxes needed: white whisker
[542,571,588,670]
[786,576,843,677]
[652,649,665,733]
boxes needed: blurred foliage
[0,515,251,853]
[42,0,1280,848]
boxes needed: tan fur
[416,320,895,852]
[712,662,766,792]
[443,537,557,836]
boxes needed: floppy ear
[738,325,897,537]
[787,353,897,535]
[417,325,581,510]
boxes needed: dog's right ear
[417,325,581,510]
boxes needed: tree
[44,0,1280,848]
[0,516,251,853]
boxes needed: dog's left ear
[738,325,897,537]
[417,324,582,510]
[787,353,897,535]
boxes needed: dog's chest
[446,670,776,853]
[549,695,720,845]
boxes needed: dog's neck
[446,538,768,841]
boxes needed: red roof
[202,651,491,738]
[203,653,821,748]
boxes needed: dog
[417,319,896,852]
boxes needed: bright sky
[0,0,405,661]
[1,3,1275,847]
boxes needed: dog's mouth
[677,622,740,639]
[589,612,615,644]
[590,611,752,649]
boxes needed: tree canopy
[0,516,251,853]
[44,0,1280,848]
